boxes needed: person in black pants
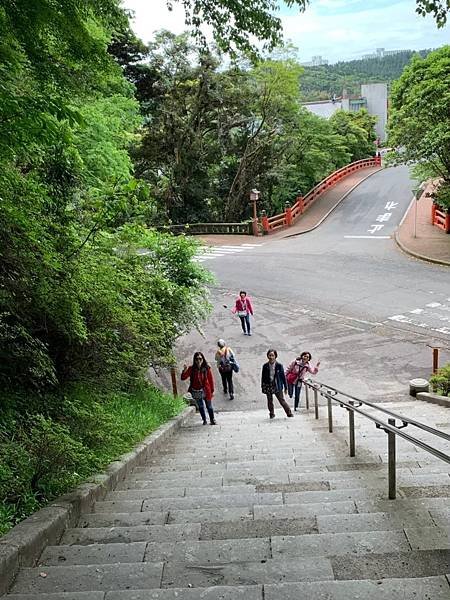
[261,349,293,419]
[215,339,235,400]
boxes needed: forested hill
[301,49,432,101]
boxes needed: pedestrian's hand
[317,361,321,367]
[182,363,187,371]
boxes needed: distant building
[362,47,405,60]
[301,55,329,67]
[302,82,388,141]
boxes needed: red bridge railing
[261,157,381,235]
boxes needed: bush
[430,363,450,397]
[0,383,185,534]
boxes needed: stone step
[61,523,201,546]
[95,492,283,512]
[263,576,450,600]
[10,563,164,594]
[331,549,450,580]
[317,509,435,534]
[6,576,450,600]
[10,557,334,594]
[252,500,356,520]
[40,538,271,567]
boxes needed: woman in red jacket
[181,352,216,425]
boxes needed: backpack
[219,348,233,373]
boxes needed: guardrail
[431,204,450,233]
[303,379,450,499]
[261,156,381,234]
[161,221,253,236]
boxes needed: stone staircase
[5,400,450,599]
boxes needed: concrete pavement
[395,189,450,266]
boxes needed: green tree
[389,45,450,206]
[330,110,376,162]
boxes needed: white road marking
[193,243,264,263]
[388,299,450,337]
[344,235,391,239]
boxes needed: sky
[122,0,449,63]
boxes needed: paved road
[168,166,449,413]
[200,166,450,346]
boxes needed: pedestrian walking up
[232,290,254,335]
[286,352,320,411]
[261,349,293,419]
[215,339,237,400]
[181,352,216,425]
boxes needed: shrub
[0,383,185,534]
[430,363,450,397]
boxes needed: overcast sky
[122,0,449,63]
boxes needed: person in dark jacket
[181,352,216,425]
[261,349,293,419]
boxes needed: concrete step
[40,538,271,567]
[10,557,334,593]
[263,576,450,599]
[6,577,450,599]
[95,492,283,512]
[317,509,435,534]
[61,523,201,545]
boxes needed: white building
[302,83,388,141]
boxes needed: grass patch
[0,383,186,535]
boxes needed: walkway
[396,193,450,266]
[6,399,450,598]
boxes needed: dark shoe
[269,413,275,419]
[247,332,251,336]
[210,420,217,425]
[202,420,207,425]
[287,412,294,417]
[223,388,227,394]
[229,394,234,400]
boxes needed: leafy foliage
[0,384,185,534]
[430,363,450,396]
[388,45,450,204]
[131,33,377,223]
[300,50,432,101]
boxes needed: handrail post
[327,395,333,433]
[388,418,396,499]
[314,387,319,419]
[348,400,355,457]
[305,383,309,410]
[170,366,178,397]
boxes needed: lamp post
[249,188,261,236]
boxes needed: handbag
[237,310,247,317]
[229,355,240,373]
[190,389,204,401]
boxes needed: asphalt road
[167,165,449,414]
[203,166,450,345]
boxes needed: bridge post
[285,202,293,226]
[261,210,269,234]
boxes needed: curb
[416,391,450,408]
[0,406,195,595]
[394,230,450,267]
[282,167,382,239]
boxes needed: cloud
[122,0,449,62]
[281,0,449,61]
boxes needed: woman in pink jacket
[232,290,254,336]
[285,352,320,411]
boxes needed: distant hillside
[300,50,432,101]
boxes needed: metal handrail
[311,379,450,442]
[303,379,450,499]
